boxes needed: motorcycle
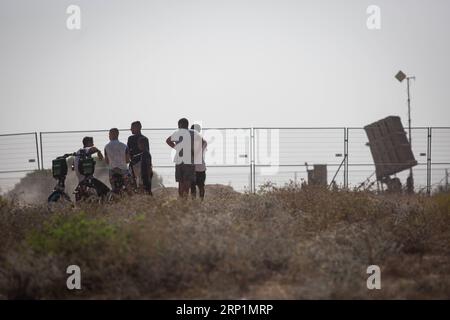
[73,150,110,202]
[48,151,110,203]
[47,153,74,203]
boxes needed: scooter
[47,151,110,203]
[47,153,74,203]
[73,150,110,202]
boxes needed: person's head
[178,118,189,129]
[82,136,94,148]
[109,128,119,141]
[131,121,142,135]
[137,136,147,152]
[191,124,201,133]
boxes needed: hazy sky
[1,0,449,133]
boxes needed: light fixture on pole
[395,70,416,193]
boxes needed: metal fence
[38,128,253,192]
[0,132,40,193]
[0,127,449,194]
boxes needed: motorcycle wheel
[48,191,63,202]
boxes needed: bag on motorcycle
[79,158,96,176]
[52,158,68,178]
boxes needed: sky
[0,0,449,133]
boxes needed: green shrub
[26,212,129,257]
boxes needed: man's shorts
[109,168,132,189]
[175,164,196,183]
[194,171,206,187]
[130,161,142,186]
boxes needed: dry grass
[1,182,450,300]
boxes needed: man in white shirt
[104,128,131,191]
[166,118,204,198]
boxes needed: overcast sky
[0,0,449,133]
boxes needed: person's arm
[166,136,176,148]
[148,140,152,165]
[145,137,150,152]
[125,147,131,164]
[104,150,109,165]
[97,150,104,161]
[90,147,104,161]
[127,136,134,158]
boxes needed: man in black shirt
[127,121,150,188]
[138,136,153,195]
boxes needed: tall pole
[406,76,415,193]
[407,77,412,146]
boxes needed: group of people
[74,118,207,199]
[166,118,207,198]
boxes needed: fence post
[427,127,432,195]
[249,128,253,193]
[34,132,40,170]
[344,128,349,189]
[251,127,256,193]
[40,132,44,170]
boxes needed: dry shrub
[1,185,450,299]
